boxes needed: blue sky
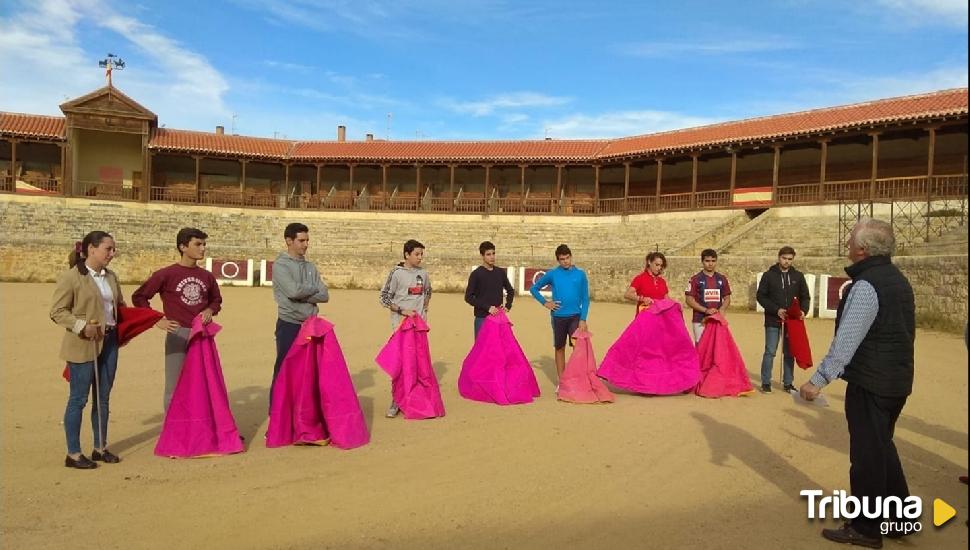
[1,0,967,141]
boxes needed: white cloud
[0,0,230,129]
[441,92,572,116]
[617,37,801,58]
[873,0,968,24]
[540,110,718,140]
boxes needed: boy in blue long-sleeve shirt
[530,244,590,389]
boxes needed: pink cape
[694,313,754,398]
[458,310,540,405]
[374,315,446,420]
[154,318,244,458]
[558,330,614,404]
[784,297,814,369]
[596,298,700,395]
[266,316,370,449]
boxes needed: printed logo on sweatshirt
[176,277,208,306]
[408,275,425,296]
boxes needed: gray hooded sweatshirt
[380,264,431,327]
[272,252,329,324]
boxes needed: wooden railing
[0,175,16,193]
[695,190,731,209]
[598,198,626,214]
[626,196,659,213]
[776,184,821,205]
[659,192,691,211]
[822,179,870,201]
[80,181,141,201]
[7,175,965,216]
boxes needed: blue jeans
[473,317,486,339]
[64,330,119,454]
[760,325,794,386]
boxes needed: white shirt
[87,264,116,328]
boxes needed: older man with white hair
[800,218,916,548]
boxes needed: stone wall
[1,194,965,332]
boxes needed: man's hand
[639,296,654,307]
[155,318,180,333]
[403,309,418,317]
[544,300,561,312]
[488,306,499,315]
[200,308,214,325]
[705,307,718,316]
[799,382,822,401]
[578,320,588,333]
[777,309,788,321]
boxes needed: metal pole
[91,323,106,452]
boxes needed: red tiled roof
[0,112,66,140]
[4,88,967,161]
[289,140,607,162]
[149,128,292,159]
[598,88,969,158]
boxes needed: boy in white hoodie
[379,239,431,417]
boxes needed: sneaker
[385,401,400,418]
[784,384,797,393]
[761,384,772,393]
[821,523,882,549]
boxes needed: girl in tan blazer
[50,231,125,469]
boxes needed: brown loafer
[65,454,98,469]
[91,449,121,464]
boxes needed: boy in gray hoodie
[379,239,432,417]
[271,222,329,405]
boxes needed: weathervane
[98,53,126,87]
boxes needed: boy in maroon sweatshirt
[133,228,222,410]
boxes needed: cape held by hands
[267,316,370,449]
[558,329,614,404]
[155,318,244,458]
[375,315,446,420]
[458,310,540,405]
[597,298,700,395]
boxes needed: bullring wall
[1,194,965,332]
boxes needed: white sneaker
[385,401,400,418]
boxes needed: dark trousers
[270,319,303,409]
[845,383,910,537]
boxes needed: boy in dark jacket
[756,246,811,393]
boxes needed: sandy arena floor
[1,283,967,549]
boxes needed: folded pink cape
[155,318,244,458]
[694,313,754,398]
[597,298,700,395]
[458,310,540,405]
[266,316,370,449]
[375,315,446,420]
[558,330,614,404]
[784,297,814,369]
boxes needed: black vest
[836,256,915,397]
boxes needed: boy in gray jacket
[379,239,432,417]
[271,222,329,405]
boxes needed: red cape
[62,306,164,381]
[784,297,814,369]
[558,330,614,404]
[694,313,754,398]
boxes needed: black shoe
[784,384,796,393]
[821,523,882,549]
[761,384,772,393]
[65,454,98,469]
[91,449,121,464]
